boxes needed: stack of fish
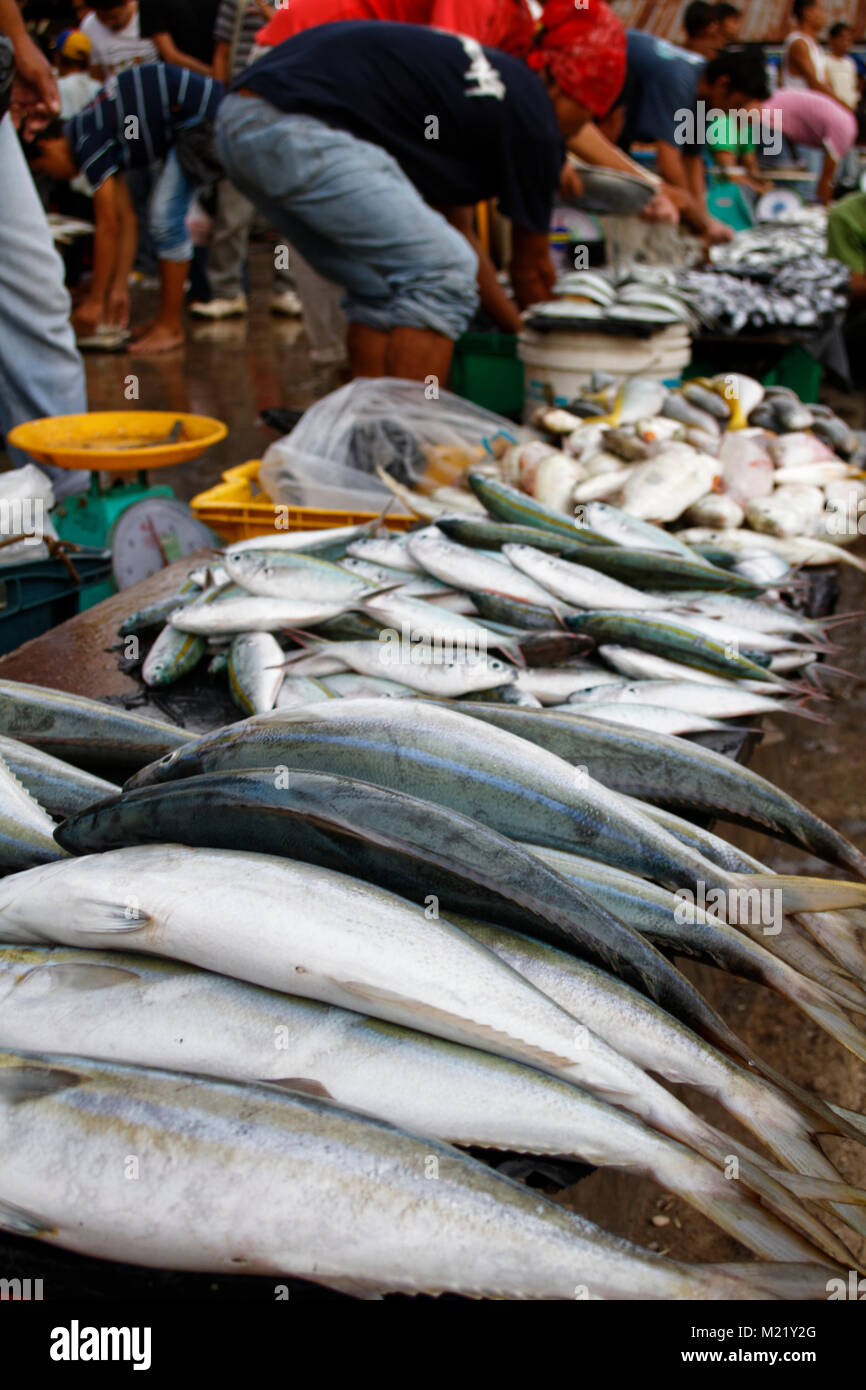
[549,253,848,336]
[110,471,864,739]
[1,674,866,1297]
[521,372,864,557]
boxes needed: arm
[151,33,212,76]
[788,37,847,104]
[509,225,556,310]
[1,0,60,131]
[212,41,230,85]
[441,205,522,332]
[73,175,127,334]
[656,143,732,243]
[568,123,661,186]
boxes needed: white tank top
[782,31,828,89]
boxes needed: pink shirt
[764,87,858,160]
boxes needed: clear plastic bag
[257,379,525,512]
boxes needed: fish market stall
[1,406,866,1303]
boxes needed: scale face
[110,498,216,590]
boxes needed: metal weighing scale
[8,411,227,605]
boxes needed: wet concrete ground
[83,248,340,503]
[33,256,866,1278]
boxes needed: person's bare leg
[130,260,189,354]
[348,322,388,377]
[386,326,454,383]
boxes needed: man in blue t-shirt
[26,63,223,353]
[615,34,769,245]
[215,20,594,381]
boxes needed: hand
[640,191,680,224]
[703,217,735,246]
[107,285,130,329]
[72,298,103,338]
[559,163,584,202]
[510,255,557,309]
[8,31,59,135]
[252,0,275,18]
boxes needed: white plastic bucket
[518,326,692,422]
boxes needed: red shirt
[256,0,537,57]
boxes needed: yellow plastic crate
[190,460,415,543]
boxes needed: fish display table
[0,553,211,709]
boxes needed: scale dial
[111,499,217,590]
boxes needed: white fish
[572,468,632,502]
[549,703,730,734]
[718,433,774,505]
[0,757,65,870]
[745,486,825,539]
[773,462,857,486]
[346,535,423,572]
[768,433,837,469]
[406,529,561,605]
[684,493,745,529]
[228,633,285,714]
[171,595,354,635]
[532,452,587,511]
[283,638,517,697]
[568,679,794,719]
[677,528,866,572]
[581,450,630,478]
[598,645,757,687]
[503,544,673,612]
[514,667,626,705]
[0,1047,797,1299]
[274,676,335,710]
[620,445,720,522]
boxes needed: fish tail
[727,1153,860,1269]
[830,1102,866,1138]
[713,1263,839,1299]
[734,873,866,912]
[767,1168,866,1207]
[793,992,866,1067]
[791,700,833,725]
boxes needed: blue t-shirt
[232,21,564,233]
[66,62,224,191]
[620,30,704,150]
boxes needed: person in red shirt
[255,0,536,57]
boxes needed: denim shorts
[215,95,479,338]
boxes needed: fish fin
[830,1102,866,1138]
[766,1169,866,1206]
[712,1263,837,1301]
[271,1077,334,1099]
[68,898,152,934]
[0,1197,57,1238]
[0,1060,84,1105]
[737,873,866,912]
[15,962,141,994]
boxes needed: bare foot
[129,325,185,355]
[128,318,156,341]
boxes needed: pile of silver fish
[1,667,866,1298]
[104,469,863,739]
[549,248,849,335]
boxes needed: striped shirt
[65,62,224,191]
[214,0,268,77]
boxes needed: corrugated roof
[612,0,866,44]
